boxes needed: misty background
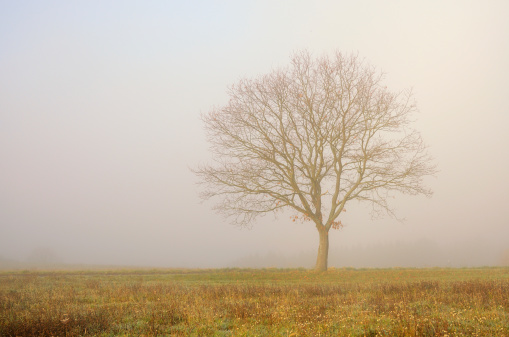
[1,1,508,269]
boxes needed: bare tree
[195,50,436,271]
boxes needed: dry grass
[1,267,508,336]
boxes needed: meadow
[1,267,508,336]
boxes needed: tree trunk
[314,228,329,271]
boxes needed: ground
[1,267,508,336]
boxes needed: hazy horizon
[1,1,508,269]
[2,237,507,270]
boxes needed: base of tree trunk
[314,229,329,271]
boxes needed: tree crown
[195,50,436,230]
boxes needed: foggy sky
[1,1,508,268]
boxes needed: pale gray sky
[1,1,508,268]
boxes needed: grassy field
[1,267,508,336]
